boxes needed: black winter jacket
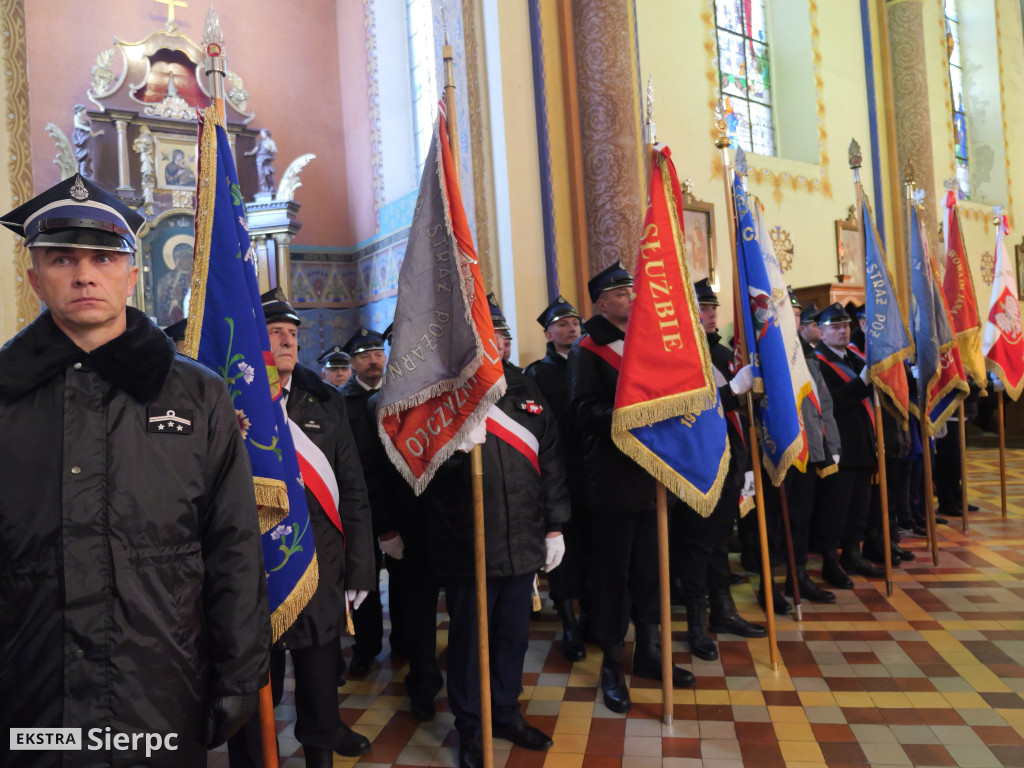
[277,365,376,649]
[421,364,570,580]
[814,344,876,469]
[567,315,657,513]
[0,309,270,767]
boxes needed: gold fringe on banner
[255,478,289,533]
[271,553,319,644]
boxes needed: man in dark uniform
[679,279,766,662]
[525,295,587,661]
[0,175,270,767]
[163,317,188,354]
[318,345,351,388]
[229,292,377,768]
[489,292,515,364]
[568,262,695,714]
[812,303,885,588]
[428,296,569,768]
[798,303,821,349]
[779,290,841,604]
[340,327,388,677]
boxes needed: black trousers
[351,548,384,659]
[587,506,659,653]
[387,546,443,707]
[934,419,963,512]
[813,467,872,556]
[781,465,819,567]
[888,457,913,528]
[546,514,587,605]
[444,574,532,736]
[228,642,342,767]
[673,484,740,601]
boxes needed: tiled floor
[211,447,1024,768]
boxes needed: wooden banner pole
[656,483,674,725]
[998,390,1008,518]
[958,402,969,532]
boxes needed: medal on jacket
[519,399,544,415]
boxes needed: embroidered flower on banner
[236,409,251,440]
[270,524,293,541]
[237,361,255,384]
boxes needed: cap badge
[69,175,89,201]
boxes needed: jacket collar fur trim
[0,307,175,403]
[583,314,625,346]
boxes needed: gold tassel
[531,575,542,612]
[346,599,355,636]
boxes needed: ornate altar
[50,11,271,325]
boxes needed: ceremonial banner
[612,144,729,516]
[185,107,316,641]
[982,215,1024,400]
[862,198,913,427]
[732,173,805,485]
[908,206,968,429]
[943,191,986,384]
[753,197,813,473]
[376,110,506,494]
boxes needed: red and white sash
[285,405,344,534]
[485,405,540,474]
[579,335,623,371]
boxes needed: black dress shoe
[893,545,915,562]
[938,506,963,518]
[935,516,949,525]
[561,626,586,662]
[492,717,553,751]
[708,588,767,638]
[600,654,632,713]
[861,547,899,568]
[821,558,854,589]
[303,747,333,768]
[757,583,793,616]
[729,572,747,585]
[347,652,375,677]
[785,569,836,604]
[686,600,719,662]
[410,696,436,722]
[840,553,885,578]
[459,733,484,768]
[968,503,979,511]
[631,655,697,687]
[333,726,371,757]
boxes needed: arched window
[407,0,438,177]
[945,0,970,199]
[714,0,775,156]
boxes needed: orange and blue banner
[732,173,804,486]
[942,191,986,385]
[186,107,317,642]
[909,205,968,429]
[611,145,729,517]
[862,198,913,428]
[376,109,506,494]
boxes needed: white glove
[457,418,488,452]
[346,590,368,611]
[740,470,755,498]
[910,365,919,379]
[729,364,755,395]
[832,454,840,465]
[859,365,870,383]
[541,534,565,572]
[378,533,405,560]
[993,377,1006,393]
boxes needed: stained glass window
[945,0,970,199]
[407,0,437,177]
[714,0,775,156]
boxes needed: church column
[570,0,644,279]
[886,0,941,263]
[114,119,132,193]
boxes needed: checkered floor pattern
[210,447,1024,768]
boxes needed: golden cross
[155,0,188,25]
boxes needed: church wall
[0,21,15,340]
[22,0,357,249]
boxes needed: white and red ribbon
[485,405,540,474]
[286,406,343,534]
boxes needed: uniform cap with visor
[1,174,145,253]
[693,278,719,306]
[537,295,580,329]
[261,287,301,325]
[587,261,633,303]
[317,345,351,369]
[343,328,386,356]
[817,302,851,326]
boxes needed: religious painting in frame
[153,133,198,191]
[136,209,196,327]
[681,187,716,286]
[835,215,864,286]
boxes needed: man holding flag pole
[982,207,1024,518]
[905,169,969,564]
